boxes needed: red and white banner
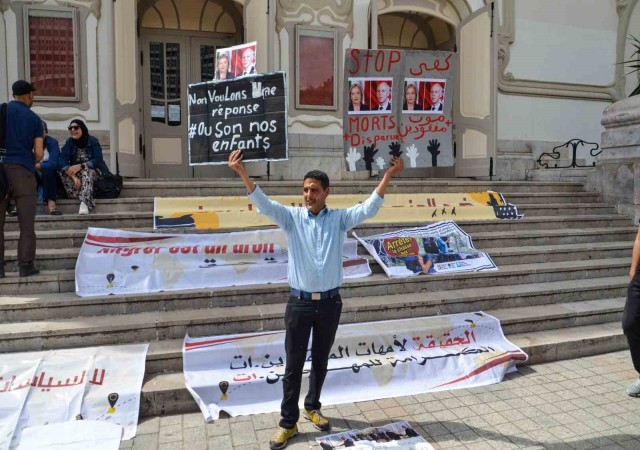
[75,228,370,297]
[183,312,527,421]
[0,344,148,449]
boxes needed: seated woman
[215,53,235,80]
[58,119,106,215]
[37,121,62,215]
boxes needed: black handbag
[94,163,123,199]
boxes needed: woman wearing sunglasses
[58,119,106,215]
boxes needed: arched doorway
[375,2,497,179]
[377,11,456,52]
[138,0,243,178]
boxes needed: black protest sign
[188,72,288,165]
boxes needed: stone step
[138,282,628,374]
[0,265,628,323]
[3,239,631,273]
[5,203,618,233]
[0,258,629,347]
[8,219,636,252]
[46,192,604,214]
[526,168,595,182]
[139,319,627,417]
[119,180,587,198]
[0,250,629,296]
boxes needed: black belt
[291,287,339,300]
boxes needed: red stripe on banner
[86,234,173,244]
[342,258,367,268]
[432,350,528,389]
[184,331,283,351]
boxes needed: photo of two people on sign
[214,43,257,80]
[348,78,446,114]
[371,235,482,276]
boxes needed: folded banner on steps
[354,220,497,277]
[75,227,370,297]
[0,344,148,450]
[317,420,434,449]
[183,312,528,421]
[154,191,523,230]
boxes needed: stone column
[599,96,640,223]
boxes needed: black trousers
[279,294,342,429]
[0,164,37,266]
[623,271,640,374]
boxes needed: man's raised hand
[228,149,245,174]
[387,156,404,177]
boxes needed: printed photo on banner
[316,421,434,449]
[347,78,370,113]
[347,78,393,114]
[402,78,446,114]
[214,42,257,80]
[354,221,497,279]
[371,78,393,113]
[422,79,446,114]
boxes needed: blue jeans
[279,294,342,429]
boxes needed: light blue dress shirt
[248,186,384,292]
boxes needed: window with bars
[23,6,79,101]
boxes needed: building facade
[0,0,637,180]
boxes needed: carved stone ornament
[276,0,352,32]
[54,0,102,18]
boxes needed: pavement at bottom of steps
[121,350,640,450]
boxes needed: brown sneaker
[303,409,331,431]
[269,425,298,450]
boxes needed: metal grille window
[24,6,79,101]
[149,41,182,126]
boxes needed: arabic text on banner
[183,312,527,421]
[354,220,497,278]
[316,420,434,450]
[343,49,455,171]
[75,227,370,297]
[0,344,148,450]
[154,191,523,230]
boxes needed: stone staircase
[0,179,633,417]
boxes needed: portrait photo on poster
[348,78,394,115]
[422,79,446,114]
[214,50,235,81]
[402,78,426,113]
[234,43,257,78]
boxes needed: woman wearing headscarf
[58,119,105,215]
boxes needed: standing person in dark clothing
[228,149,404,450]
[37,121,62,215]
[0,80,44,277]
[624,225,640,396]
